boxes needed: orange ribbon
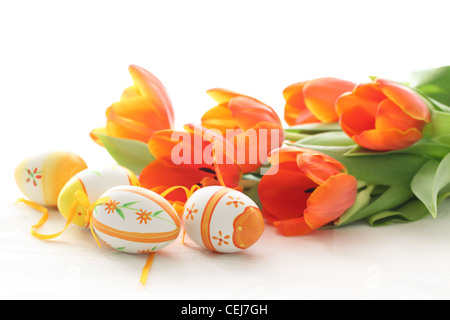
[160,184,200,245]
[16,191,109,241]
[139,184,200,285]
[17,185,202,287]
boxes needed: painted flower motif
[90,65,174,145]
[283,77,356,125]
[136,209,152,224]
[138,248,156,254]
[185,203,198,221]
[105,199,120,214]
[26,168,42,187]
[201,88,285,173]
[258,146,358,236]
[226,196,245,208]
[336,78,431,151]
[213,231,230,246]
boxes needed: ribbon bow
[17,190,109,241]
[17,185,201,286]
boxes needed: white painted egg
[92,186,180,254]
[57,165,139,228]
[182,186,265,253]
[15,151,88,206]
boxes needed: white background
[1,0,450,300]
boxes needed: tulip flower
[139,124,242,203]
[258,146,357,236]
[283,77,356,126]
[336,78,431,151]
[90,65,175,145]
[201,88,285,173]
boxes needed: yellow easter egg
[15,151,88,207]
[182,186,265,253]
[57,166,139,228]
[92,186,180,253]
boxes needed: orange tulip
[90,65,175,145]
[283,77,356,125]
[201,88,285,173]
[258,146,357,236]
[139,124,242,203]
[336,78,431,151]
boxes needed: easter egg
[15,151,88,207]
[57,165,139,228]
[182,186,265,253]
[92,186,180,254]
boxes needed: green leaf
[284,131,311,141]
[410,66,450,110]
[116,208,125,220]
[336,184,375,226]
[345,136,450,160]
[411,153,450,217]
[95,133,155,175]
[429,110,450,139]
[240,174,261,191]
[284,122,342,133]
[337,185,414,226]
[426,96,450,113]
[152,210,164,216]
[367,199,430,227]
[295,131,355,147]
[433,134,450,146]
[122,201,138,207]
[242,179,262,209]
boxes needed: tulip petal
[90,127,107,146]
[304,173,357,230]
[303,77,356,123]
[297,152,345,185]
[228,97,283,131]
[120,85,140,101]
[376,78,431,122]
[261,207,279,224]
[110,97,167,125]
[149,128,212,164]
[185,124,242,188]
[353,127,424,151]
[268,146,304,166]
[339,104,376,138]
[206,88,244,104]
[128,65,175,128]
[105,111,160,143]
[376,98,426,132]
[139,160,220,202]
[105,95,172,143]
[283,81,319,125]
[273,216,314,236]
[148,129,184,161]
[336,82,384,117]
[231,121,285,173]
[258,161,318,221]
[201,103,239,135]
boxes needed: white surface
[1,0,450,300]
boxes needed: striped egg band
[200,188,233,252]
[92,187,180,243]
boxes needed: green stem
[284,131,310,141]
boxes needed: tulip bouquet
[91,65,450,237]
